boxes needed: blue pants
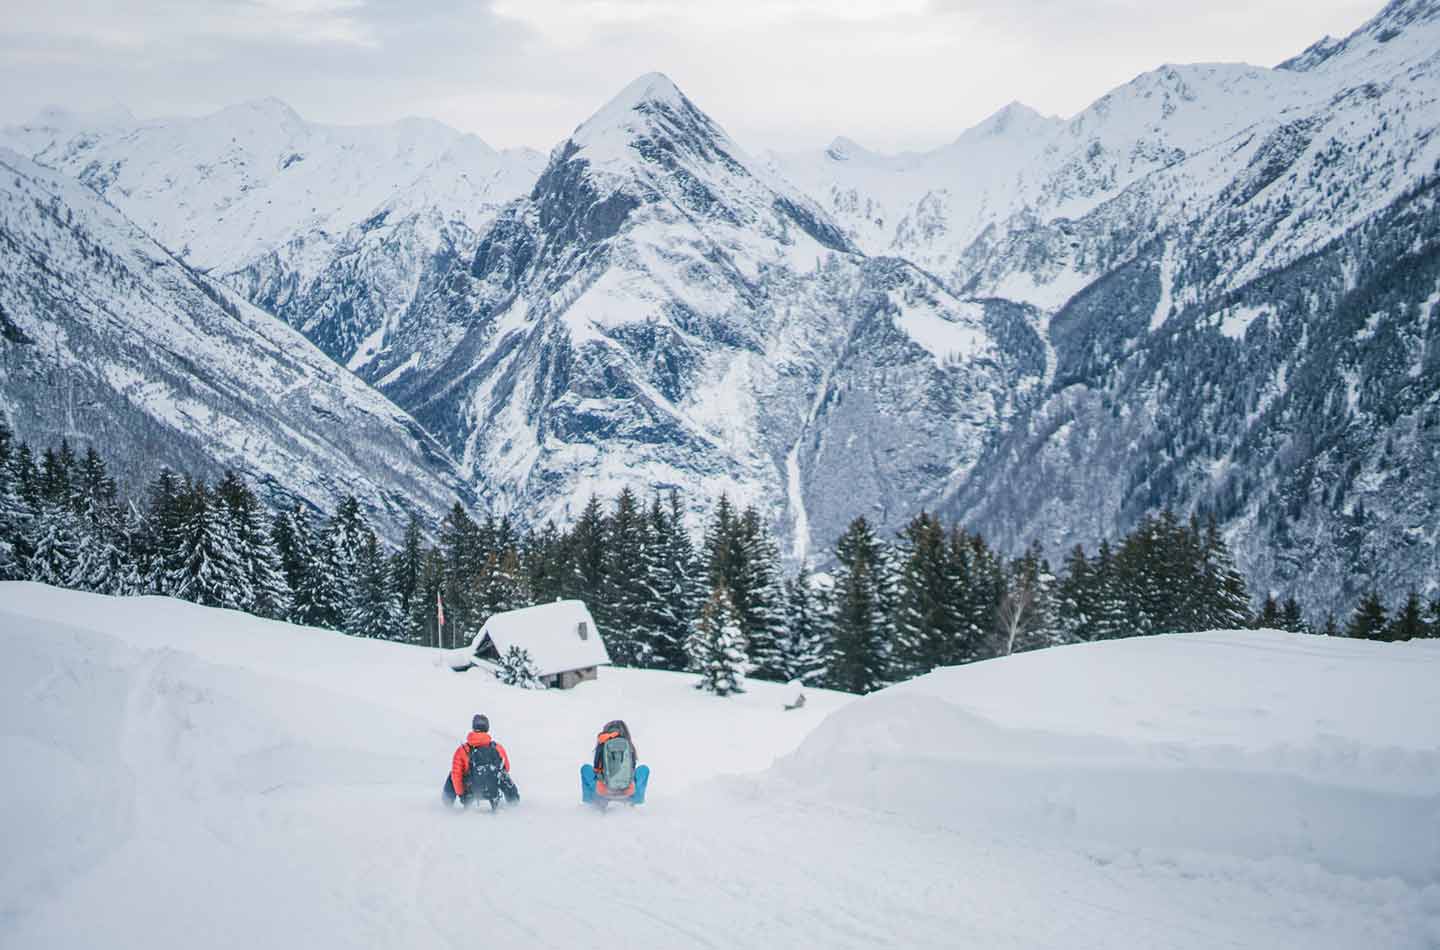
[581,763,649,804]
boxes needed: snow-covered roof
[470,600,611,677]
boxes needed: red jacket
[451,731,511,796]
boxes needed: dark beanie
[472,714,489,733]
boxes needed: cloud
[1,0,1384,153]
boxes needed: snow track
[2,583,1437,949]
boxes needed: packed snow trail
[2,583,1437,949]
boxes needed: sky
[0,0,1383,153]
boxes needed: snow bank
[4,585,1437,949]
[778,630,1440,882]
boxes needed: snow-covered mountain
[6,0,1439,615]
[4,583,1435,947]
[921,0,1440,614]
[0,148,475,538]
[359,73,1044,551]
[0,101,546,368]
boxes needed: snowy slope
[0,149,475,538]
[0,101,546,367]
[3,582,1436,949]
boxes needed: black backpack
[467,742,503,802]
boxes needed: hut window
[577,621,589,640]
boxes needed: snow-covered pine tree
[688,583,747,696]
[1054,545,1095,641]
[495,645,545,689]
[167,481,252,610]
[892,512,954,679]
[392,515,424,621]
[272,503,314,620]
[778,562,828,683]
[473,548,530,624]
[294,516,347,630]
[1086,540,1132,641]
[215,471,290,619]
[25,499,83,588]
[1199,516,1251,630]
[114,502,149,597]
[0,421,34,579]
[72,493,126,595]
[735,506,786,680]
[601,487,652,666]
[941,527,1002,663]
[347,530,401,638]
[565,495,609,629]
[825,516,892,694]
[1255,593,1282,629]
[143,469,190,596]
[648,491,703,671]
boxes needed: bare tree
[997,577,1037,657]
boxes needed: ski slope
[2,582,1437,948]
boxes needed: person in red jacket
[442,714,520,808]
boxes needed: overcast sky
[1,0,1382,153]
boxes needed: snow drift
[779,632,1440,882]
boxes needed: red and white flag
[436,590,445,629]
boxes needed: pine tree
[565,495,608,629]
[649,491,703,671]
[523,520,567,606]
[72,493,126,594]
[825,516,891,694]
[215,472,290,619]
[1198,516,1251,630]
[298,519,349,631]
[1279,597,1308,634]
[892,512,955,679]
[495,645,545,689]
[272,503,315,620]
[25,499,83,588]
[1427,598,1440,639]
[1387,590,1426,642]
[734,506,786,680]
[348,531,401,638]
[144,469,189,595]
[602,487,652,666]
[392,515,424,621]
[777,562,828,683]
[0,421,34,580]
[1255,594,1282,629]
[688,584,747,696]
[1345,590,1388,641]
[1055,545,1095,641]
[168,482,251,610]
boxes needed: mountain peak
[954,101,1059,145]
[568,71,722,168]
[606,72,688,112]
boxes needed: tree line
[2,421,1435,694]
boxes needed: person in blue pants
[582,719,650,805]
